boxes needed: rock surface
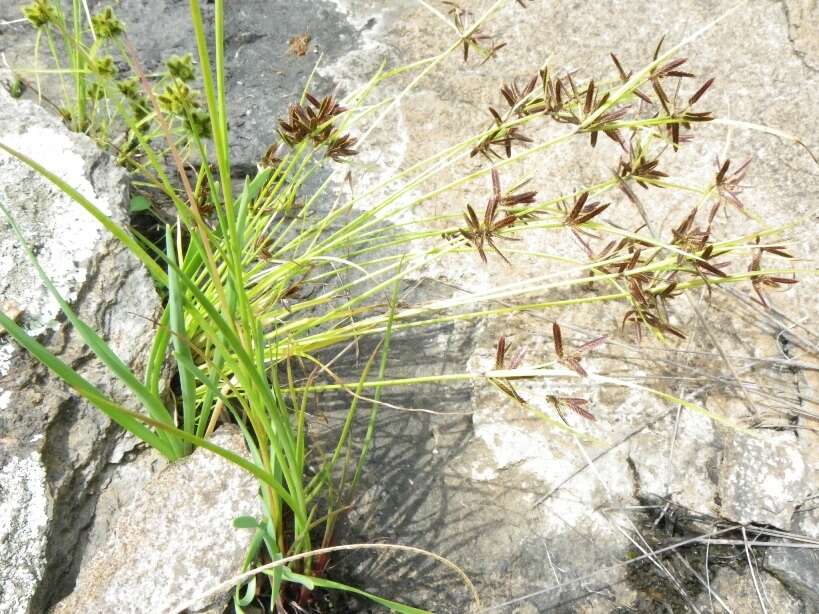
[785,0,819,70]
[0,87,161,612]
[719,431,806,527]
[52,426,261,614]
[765,542,819,610]
[694,566,803,614]
[0,453,49,613]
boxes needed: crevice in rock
[33,395,122,611]
[776,330,804,434]
[625,453,642,499]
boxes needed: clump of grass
[15,0,212,177]
[1,0,815,611]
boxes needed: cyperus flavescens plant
[2,0,814,611]
[15,0,213,189]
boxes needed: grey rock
[629,408,722,519]
[0,87,161,611]
[784,0,819,69]
[765,506,819,609]
[765,546,819,610]
[719,431,806,528]
[695,566,803,613]
[81,441,168,568]
[52,426,262,614]
[0,452,50,614]
[793,506,819,540]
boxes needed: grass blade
[281,570,430,614]
[167,224,197,448]
[0,310,174,456]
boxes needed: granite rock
[765,545,819,611]
[52,426,261,614]
[695,566,803,613]
[0,87,161,612]
[719,431,806,528]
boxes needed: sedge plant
[2,0,815,611]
